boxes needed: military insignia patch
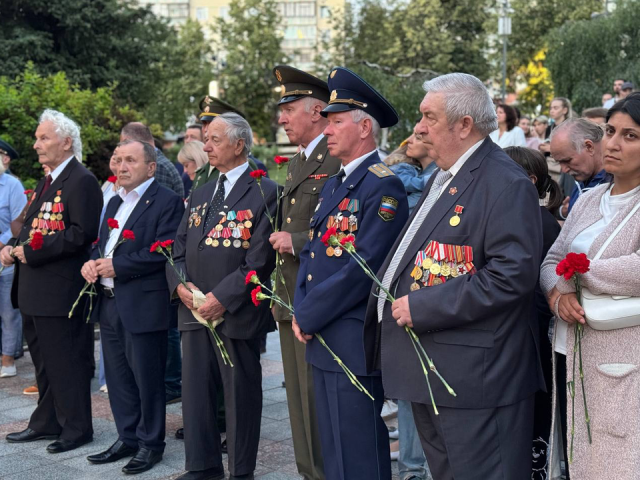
[330,70,337,79]
[368,163,394,178]
[275,69,282,82]
[378,196,398,221]
[330,90,337,102]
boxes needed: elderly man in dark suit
[269,64,342,480]
[292,67,409,480]
[167,113,277,480]
[1,109,102,453]
[80,140,184,474]
[364,73,545,480]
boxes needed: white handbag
[582,200,640,331]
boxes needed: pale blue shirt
[49,156,74,182]
[0,173,27,276]
[338,150,377,182]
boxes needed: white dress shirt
[338,150,376,182]
[49,155,75,182]
[303,133,324,160]
[489,128,527,148]
[211,162,250,201]
[101,178,155,288]
[437,139,484,198]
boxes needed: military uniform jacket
[274,136,341,322]
[294,151,408,376]
[167,166,277,340]
[13,158,103,317]
[363,138,546,409]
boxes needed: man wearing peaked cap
[292,67,408,480]
[270,65,341,480]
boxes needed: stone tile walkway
[0,332,400,479]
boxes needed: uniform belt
[102,286,115,298]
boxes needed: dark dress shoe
[122,447,163,474]
[175,427,184,439]
[220,438,227,454]
[175,467,225,480]
[6,428,58,443]
[47,436,93,453]
[87,439,137,464]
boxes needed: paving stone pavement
[0,332,400,479]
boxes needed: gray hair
[350,109,381,139]
[217,113,253,157]
[301,96,328,113]
[423,73,498,136]
[117,139,157,164]
[550,117,604,153]
[39,109,82,161]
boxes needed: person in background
[504,146,562,479]
[603,78,625,109]
[519,115,542,150]
[0,140,27,378]
[540,97,574,185]
[184,125,203,144]
[620,81,635,100]
[582,107,608,125]
[601,92,613,107]
[533,115,549,140]
[178,141,208,197]
[489,104,527,148]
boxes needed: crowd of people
[0,66,638,480]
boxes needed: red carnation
[29,231,44,251]
[122,230,135,241]
[107,218,119,230]
[24,189,34,196]
[160,239,174,249]
[92,238,100,246]
[245,270,258,285]
[251,286,262,307]
[250,169,267,180]
[321,227,338,247]
[150,240,162,253]
[107,176,118,184]
[556,252,590,280]
[340,234,356,248]
[274,155,289,165]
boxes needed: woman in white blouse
[489,103,527,148]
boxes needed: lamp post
[498,0,512,102]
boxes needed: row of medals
[32,192,65,236]
[205,210,253,249]
[325,211,358,258]
[410,257,461,291]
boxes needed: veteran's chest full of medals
[308,197,360,258]
[188,203,255,250]
[409,240,476,291]
[31,190,66,236]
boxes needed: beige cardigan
[540,183,640,480]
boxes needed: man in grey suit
[364,73,545,479]
[167,113,277,480]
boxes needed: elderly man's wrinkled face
[550,130,600,182]
[113,142,155,192]
[323,111,364,162]
[33,121,73,168]
[279,99,315,147]
[203,120,244,172]
[415,92,462,169]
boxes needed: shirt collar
[303,133,324,159]
[222,161,250,187]
[442,139,484,178]
[49,155,74,182]
[580,169,609,189]
[119,177,155,201]
[340,150,376,180]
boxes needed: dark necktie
[332,169,346,194]
[203,174,226,232]
[41,175,52,195]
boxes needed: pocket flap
[302,184,321,195]
[432,329,494,349]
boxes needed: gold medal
[423,258,433,269]
[233,239,242,248]
[38,212,44,219]
[228,221,236,229]
[429,263,441,275]
[450,267,458,278]
[212,239,219,247]
[309,229,314,241]
[410,282,421,292]
[432,277,443,286]
[440,264,451,277]
[326,246,334,257]
[54,196,61,203]
[410,265,423,280]
[194,217,201,227]
[205,238,213,246]
[42,229,49,235]
[223,239,231,247]
[244,220,252,228]
[215,224,223,231]
[242,241,250,249]
[334,247,343,257]
[56,213,63,221]
[449,215,461,227]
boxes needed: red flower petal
[122,230,135,241]
[249,169,267,179]
[107,176,118,183]
[107,218,119,229]
[251,286,262,307]
[321,227,338,247]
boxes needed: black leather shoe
[6,428,58,443]
[230,474,254,479]
[87,439,137,464]
[175,427,184,439]
[220,438,227,454]
[122,447,163,474]
[175,467,225,480]
[47,436,93,453]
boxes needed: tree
[214,0,287,139]
[0,64,148,187]
[546,0,640,113]
[517,49,554,115]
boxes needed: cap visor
[320,103,354,117]
[277,95,306,106]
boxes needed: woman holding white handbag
[541,92,640,480]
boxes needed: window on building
[219,6,230,20]
[196,7,209,21]
[320,6,330,18]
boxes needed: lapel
[390,138,492,285]
[120,180,158,234]
[25,158,77,222]
[288,137,330,192]
[100,195,123,251]
[199,167,253,242]
[315,152,379,225]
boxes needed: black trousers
[23,313,93,442]
[100,296,168,451]
[182,328,262,476]
[412,394,535,480]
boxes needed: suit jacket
[274,136,342,322]
[89,180,184,333]
[167,166,277,340]
[294,152,408,376]
[363,138,545,409]
[13,158,103,317]
[190,155,265,193]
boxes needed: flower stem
[577,322,592,444]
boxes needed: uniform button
[317,231,322,238]
[307,274,313,281]
[286,217,291,223]
[312,187,317,192]
[311,252,315,259]
[290,198,296,205]
[198,245,204,251]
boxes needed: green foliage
[546,0,640,113]
[517,49,555,115]
[214,0,287,140]
[0,64,146,185]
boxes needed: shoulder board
[368,163,395,178]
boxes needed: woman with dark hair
[505,146,561,479]
[541,92,640,479]
[490,104,527,147]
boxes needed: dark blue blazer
[294,152,408,376]
[90,180,184,333]
[363,138,546,409]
